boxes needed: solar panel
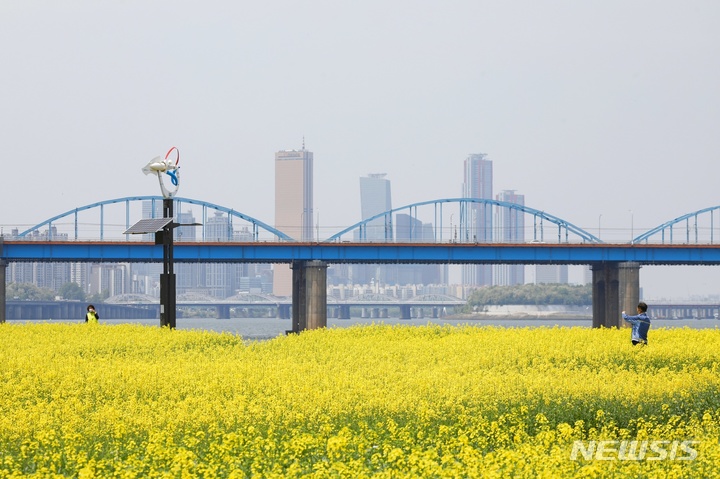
[123,218,174,235]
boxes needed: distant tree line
[467,283,592,308]
[7,282,109,304]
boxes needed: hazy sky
[2,1,719,299]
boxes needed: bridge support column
[399,305,411,320]
[216,305,231,319]
[0,257,6,324]
[592,263,621,328]
[276,304,291,319]
[290,260,327,333]
[619,262,641,326]
[339,305,351,320]
[591,262,641,329]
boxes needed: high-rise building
[494,190,525,286]
[175,209,204,296]
[205,211,236,298]
[132,200,164,293]
[274,146,314,296]
[395,214,443,285]
[354,174,393,285]
[89,263,129,297]
[359,174,393,241]
[462,153,493,286]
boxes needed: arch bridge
[5,197,720,331]
[13,196,603,244]
[12,195,720,245]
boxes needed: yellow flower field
[0,322,719,478]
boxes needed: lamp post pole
[141,147,181,328]
[160,197,176,328]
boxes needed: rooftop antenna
[302,136,305,150]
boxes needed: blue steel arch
[633,205,720,244]
[324,198,601,243]
[18,196,294,241]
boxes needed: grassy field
[1,322,719,478]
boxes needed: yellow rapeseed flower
[0,322,718,477]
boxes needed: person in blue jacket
[622,302,650,345]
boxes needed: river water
[8,317,718,341]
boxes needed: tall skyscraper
[205,211,235,298]
[462,153,493,286]
[359,174,393,241]
[174,209,204,296]
[494,190,525,285]
[354,174,393,285]
[396,214,443,285]
[274,146,314,296]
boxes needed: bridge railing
[633,206,720,244]
[325,198,600,244]
[13,195,720,246]
[5,196,602,245]
[8,196,293,242]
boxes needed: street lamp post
[143,147,181,328]
[598,214,602,241]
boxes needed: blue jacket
[622,312,650,342]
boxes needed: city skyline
[1,1,719,300]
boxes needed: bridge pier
[592,262,640,328]
[290,260,327,333]
[399,305,411,320]
[592,263,619,328]
[276,304,291,319]
[216,305,231,320]
[0,257,5,324]
[619,261,641,322]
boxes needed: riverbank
[447,305,593,320]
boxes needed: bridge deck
[3,241,720,265]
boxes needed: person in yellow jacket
[85,305,99,323]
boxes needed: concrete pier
[216,305,231,319]
[592,262,620,328]
[0,259,5,324]
[592,262,641,328]
[290,260,328,333]
[619,261,641,321]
